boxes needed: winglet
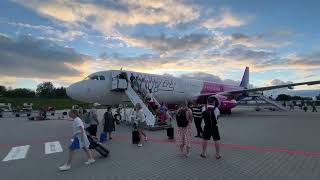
[240,67,249,89]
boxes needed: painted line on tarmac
[113,135,320,157]
[1,135,320,158]
[2,145,30,162]
[45,141,63,154]
[0,136,68,149]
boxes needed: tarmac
[0,107,320,180]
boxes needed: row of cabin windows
[85,75,105,80]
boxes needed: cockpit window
[99,76,105,80]
[91,75,99,80]
[84,75,104,80]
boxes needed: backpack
[176,109,188,127]
[209,107,218,125]
[83,112,92,124]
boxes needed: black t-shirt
[203,108,217,127]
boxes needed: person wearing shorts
[200,101,221,159]
[59,110,95,171]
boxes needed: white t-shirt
[214,107,220,120]
[135,110,145,123]
[73,117,85,136]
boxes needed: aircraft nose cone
[66,83,80,100]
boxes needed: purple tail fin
[240,67,249,89]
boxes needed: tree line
[0,82,68,98]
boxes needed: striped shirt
[192,105,203,119]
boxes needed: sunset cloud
[1,0,319,90]
[14,0,200,35]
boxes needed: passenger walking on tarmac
[303,103,308,112]
[159,102,169,124]
[312,102,317,112]
[135,103,147,147]
[200,100,222,160]
[87,108,99,137]
[176,101,193,157]
[191,103,204,138]
[59,110,95,171]
[103,107,115,140]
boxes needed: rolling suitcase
[132,130,140,144]
[167,127,174,139]
[87,135,109,158]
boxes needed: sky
[0,0,319,91]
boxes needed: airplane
[66,67,320,115]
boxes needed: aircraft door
[111,71,128,90]
[111,71,119,90]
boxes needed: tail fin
[240,67,249,89]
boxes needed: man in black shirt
[191,103,204,138]
[200,100,221,159]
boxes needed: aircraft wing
[221,80,320,95]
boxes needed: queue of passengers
[59,93,221,171]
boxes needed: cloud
[0,34,89,79]
[230,33,292,48]
[202,9,249,29]
[7,21,85,41]
[269,79,294,86]
[14,0,200,35]
[122,32,225,56]
[252,50,320,71]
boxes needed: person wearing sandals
[135,103,147,147]
[200,100,222,160]
[59,110,95,171]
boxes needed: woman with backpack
[176,102,193,157]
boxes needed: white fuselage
[66,70,240,106]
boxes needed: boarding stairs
[238,94,288,112]
[259,96,288,112]
[125,85,156,127]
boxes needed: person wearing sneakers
[135,103,147,147]
[200,99,221,160]
[59,110,95,171]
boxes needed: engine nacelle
[208,95,237,112]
